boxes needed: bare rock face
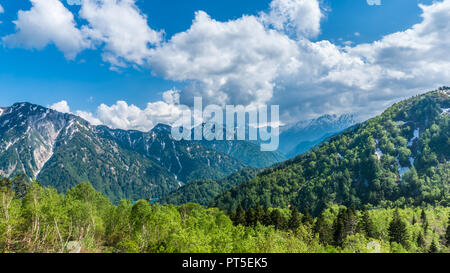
[0,103,70,179]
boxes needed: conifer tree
[270,209,285,230]
[360,206,377,238]
[245,208,256,227]
[314,213,333,245]
[429,240,438,253]
[421,209,429,235]
[262,208,272,226]
[302,210,314,226]
[255,205,265,225]
[333,209,346,246]
[416,232,425,248]
[234,205,246,226]
[445,216,450,247]
[388,209,409,248]
[288,206,301,232]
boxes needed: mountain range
[278,114,357,158]
[0,103,282,202]
[211,89,450,215]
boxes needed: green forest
[212,90,449,215]
[1,178,449,253]
[1,90,449,253]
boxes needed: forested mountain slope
[0,103,259,202]
[160,168,258,206]
[212,89,450,215]
[97,124,247,183]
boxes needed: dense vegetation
[198,138,286,168]
[1,178,449,253]
[212,90,450,215]
[160,169,258,206]
[1,103,282,204]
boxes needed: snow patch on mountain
[407,128,420,147]
[376,148,383,160]
[395,157,410,178]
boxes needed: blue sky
[0,0,447,130]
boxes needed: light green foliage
[0,177,448,253]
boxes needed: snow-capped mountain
[0,102,281,202]
[279,114,357,158]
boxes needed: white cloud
[4,0,450,129]
[2,0,89,59]
[260,0,323,38]
[79,0,162,67]
[270,0,450,123]
[0,4,4,14]
[149,11,301,107]
[75,110,102,125]
[61,90,185,131]
[50,100,71,113]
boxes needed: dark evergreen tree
[429,240,438,253]
[388,209,409,247]
[314,213,333,245]
[234,205,246,226]
[421,209,429,235]
[255,205,265,225]
[359,206,377,238]
[270,209,285,230]
[445,216,450,247]
[333,209,346,246]
[245,208,257,227]
[288,206,301,232]
[416,232,425,248]
[262,208,272,226]
[302,210,314,226]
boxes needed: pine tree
[255,205,265,225]
[288,206,301,231]
[420,209,429,235]
[270,209,285,230]
[245,208,256,226]
[360,206,377,238]
[302,210,314,226]
[262,208,272,226]
[421,209,429,235]
[429,240,438,253]
[333,209,346,246]
[234,205,246,226]
[445,216,450,247]
[388,209,409,248]
[314,213,333,245]
[420,209,427,223]
[416,232,425,248]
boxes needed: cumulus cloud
[79,0,162,67]
[299,0,450,120]
[65,90,185,131]
[75,110,102,125]
[148,0,450,124]
[149,11,301,107]
[2,0,89,59]
[260,0,323,38]
[50,100,71,113]
[4,0,450,129]
[0,4,4,14]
